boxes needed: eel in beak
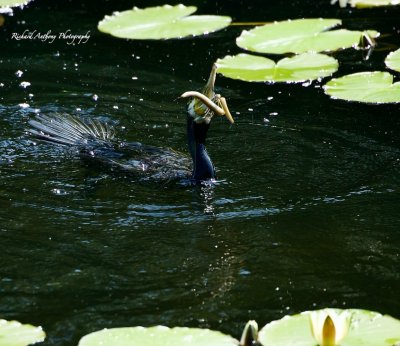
[181,64,234,124]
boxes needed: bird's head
[181,64,234,125]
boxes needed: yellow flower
[309,309,351,346]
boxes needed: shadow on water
[1,0,400,345]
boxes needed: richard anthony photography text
[11,29,91,45]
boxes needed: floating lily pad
[385,49,400,72]
[258,309,400,346]
[98,4,231,40]
[78,326,239,346]
[216,53,338,83]
[342,0,400,7]
[236,18,379,54]
[324,71,400,103]
[0,0,33,8]
[0,319,45,346]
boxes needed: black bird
[28,65,234,184]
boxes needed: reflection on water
[1,0,400,345]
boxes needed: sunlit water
[1,0,400,345]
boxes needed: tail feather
[28,114,115,146]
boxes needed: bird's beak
[218,96,235,124]
[181,64,234,124]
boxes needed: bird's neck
[187,116,215,182]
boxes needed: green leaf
[78,326,239,346]
[349,0,400,8]
[0,319,45,346]
[324,71,400,103]
[98,4,231,40]
[258,309,400,346]
[236,18,379,54]
[385,49,400,72]
[0,0,33,8]
[216,53,338,83]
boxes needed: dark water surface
[1,0,400,344]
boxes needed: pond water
[1,0,400,345]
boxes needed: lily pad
[236,18,379,54]
[0,319,45,346]
[258,309,400,346]
[0,0,33,8]
[98,4,231,40]
[385,49,400,72]
[216,53,338,83]
[78,326,239,346]
[324,71,400,103]
[340,0,400,7]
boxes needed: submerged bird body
[28,66,233,184]
[29,114,194,182]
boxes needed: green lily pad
[258,309,400,346]
[98,4,231,40]
[216,53,338,83]
[236,18,379,54]
[324,71,400,103]
[0,0,32,8]
[78,326,239,346]
[385,49,400,72]
[0,319,45,346]
[349,0,400,7]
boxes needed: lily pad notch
[98,4,232,40]
[257,308,400,346]
[215,53,339,83]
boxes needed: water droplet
[92,94,99,101]
[113,105,118,109]
[131,76,138,80]
[15,70,23,77]
[239,268,251,276]
[19,81,31,88]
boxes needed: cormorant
[28,65,234,184]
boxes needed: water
[1,0,400,344]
